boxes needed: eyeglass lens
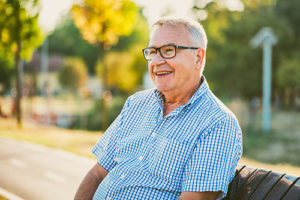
[144,45,176,60]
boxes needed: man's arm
[74,162,109,200]
[177,191,221,200]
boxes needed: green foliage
[0,51,14,90]
[48,15,99,73]
[0,0,43,125]
[276,54,300,90]
[72,0,138,47]
[87,96,127,130]
[96,44,147,93]
[0,0,42,91]
[58,57,88,92]
[95,10,149,93]
[275,0,300,38]
[0,0,43,60]
[110,9,149,52]
[194,0,300,101]
[49,8,148,79]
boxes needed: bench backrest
[224,165,300,200]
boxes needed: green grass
[0,118,101,158]
[243,111,300,166]
[1,114,300,176]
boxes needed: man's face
[148,24,203,96]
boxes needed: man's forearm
[74,163,108,200]
[177,191,221,200]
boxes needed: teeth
[156,72,171,75]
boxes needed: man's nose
[150,51,165,65]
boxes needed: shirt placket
[142,117,167,162]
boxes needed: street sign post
[250,27,277,133]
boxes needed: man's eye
[163,47,174,55]
[148,49,156,55]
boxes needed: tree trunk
[14,0,22,128]
[99,43,109,130]
[15,51,22,127]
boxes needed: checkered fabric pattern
[92,77,243,200]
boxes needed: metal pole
[41,38,48,96]
[262,40,272,133]
[40,38,49,124]
[250,27,277,133]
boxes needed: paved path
[0,136,95,200]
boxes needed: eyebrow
[147,43,176,48]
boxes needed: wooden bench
[224,165,300,200]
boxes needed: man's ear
[196,48,205,69]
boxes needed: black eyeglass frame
[142,44,200,61]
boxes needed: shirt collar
[186,76,209,105]
[154,76,209,106]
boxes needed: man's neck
[162,78,202,117]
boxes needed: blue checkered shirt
[92,77,243,200]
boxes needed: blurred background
[0,0,300,199]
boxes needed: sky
[38,0,195,32]
[38,0,243,33]
[38,0,73,32]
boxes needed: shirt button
[139,156,143,160]
[121,174,125,179]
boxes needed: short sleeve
[91,98,130,172]
[181,115,243,199]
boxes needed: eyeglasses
[142,44,200,61]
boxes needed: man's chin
[156,86,173,94]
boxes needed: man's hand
[74,162,108,200]
[177,191,221,200]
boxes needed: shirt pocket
[148,136,194,187]
[114,134,148,164]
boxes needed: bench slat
[225,166,257,199]
[281,178,300,200]
[234,169,270,199]
[248,171,284,200]
[225,166,300,200]
[263,174,298,200]
[224,165,246,200]
[236,167,257,189]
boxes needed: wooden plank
[229,166,257,199]
[225,166,300,200]
[224,165,246,200]
[282,178,300,200]
[248,171,284,200]
[234,168,270,199]
[264,174,298,200]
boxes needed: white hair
[151,16,207,50]
[151,16,207,73]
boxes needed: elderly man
[75,17,242,200]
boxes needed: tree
[72,0,138,129]
[96,10,149,94]
[275,0,300,107]
[0,0,42,126]
[276,54,300,108]
[58,57,88,93]
[96,44,147,93]
[193,0,296,102]
[0,51,14,91]
[48,14,99,73]
[72,0,137,48]
[110,9,149,52]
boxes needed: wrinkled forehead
[149,24,192,47]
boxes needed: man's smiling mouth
[155,71,173,76]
